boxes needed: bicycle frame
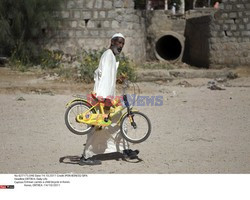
[66,94,138,127]
[65,80,151,143]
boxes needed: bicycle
[64,80,151,144]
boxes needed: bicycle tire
[65,101,95,135]
[120,111,151,143]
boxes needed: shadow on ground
[59,152,143,165]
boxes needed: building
[50,0,250,68]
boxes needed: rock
[159,88,170,94]
[177,80,192,87]
[43,74,59,81]
[215,77,227,83]
[208,84,226,90]
[227,72,238,79]
[170,91,177,97]
[207,80,216,86]
[207,80,225,90]
[16,97,26,101]
[31,89,54,96]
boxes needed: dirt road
[0,67,250,173]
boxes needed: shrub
[77,49,104,83]
[117,54,137,82]
[40,49,63,69]
[77,49,136,83]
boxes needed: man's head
[110,33,125,55]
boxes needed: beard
[111,45,122,55]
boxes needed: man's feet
[123,149,140,159]
[79,156,102,166]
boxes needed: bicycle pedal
[98,120,111,127]
[104,117,109,122]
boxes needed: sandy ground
[0,67,250,173]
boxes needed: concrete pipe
[155,31,185,62]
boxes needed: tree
[0,0,61,65]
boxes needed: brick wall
[209,0,250,67]
[184,0,250,68]
[49,0,250,67]
[49,0,146,62]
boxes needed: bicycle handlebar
[121,79,141,106]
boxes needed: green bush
[117,54,137,82]
[77,49,104,83]
[40,49,63,69]
[77,49,136,83]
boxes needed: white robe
[93,49,119,99]
[83,49,129,159]
[83,113,130,159]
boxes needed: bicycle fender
[65,98,92,108]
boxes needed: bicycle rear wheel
[65,101,95,135]
[120,111,151,143]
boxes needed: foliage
[9,59,28,72]
[40,49,63,69]
[77,49,136,83]
[0,0,61,66]
[117,54,137,82]
[77,49,104,83]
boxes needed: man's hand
[117,73,127,84]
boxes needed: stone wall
[184,0,250,68]
[48,0,250,67]
[209,0,250,67]
[49,0,146,62]
[136,8,217,62]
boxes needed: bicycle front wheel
[120,111,151,143]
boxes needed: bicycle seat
[91,92,98,101]
[91,92,106,103]
[90,92,116,107]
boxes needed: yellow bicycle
[64,80,151,143]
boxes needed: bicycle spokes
[120,111,151,143]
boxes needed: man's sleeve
[100,51,113,78]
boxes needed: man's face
[111,37,125,55]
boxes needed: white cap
[111,33,125,40]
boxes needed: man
[79,33,139,166]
